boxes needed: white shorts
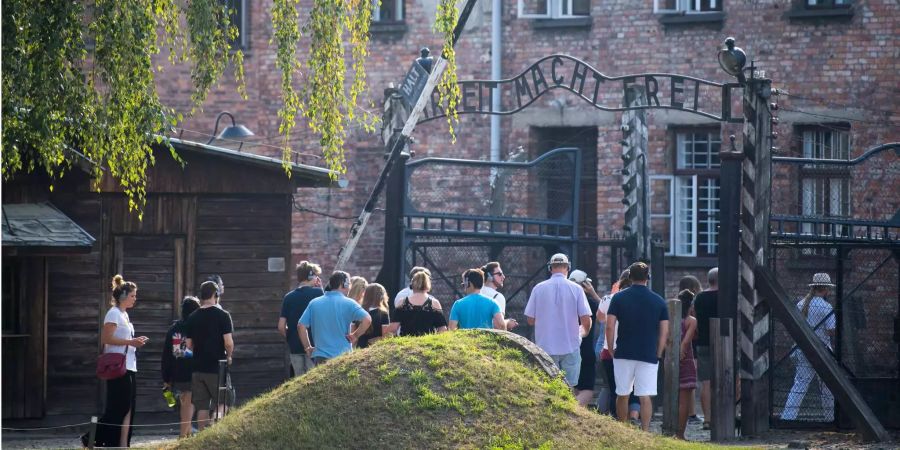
[613,358,659,397]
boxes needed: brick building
[155,0,897,423]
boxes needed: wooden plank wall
[195,196,291,401]
[45,196,104,416]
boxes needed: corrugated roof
[2,203,95,251]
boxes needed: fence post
[662,299,682,435]
[711,318,736,441]
[88,416,97,449]
[217,359,228,421]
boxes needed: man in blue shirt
[449,268,505,331]
[298,271,372,364]
[605,262,669,431]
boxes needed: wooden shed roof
[1,202,95,253]
[167,138,348,189]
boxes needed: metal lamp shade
[216,124,255,141]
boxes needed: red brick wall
[154,0,899,291]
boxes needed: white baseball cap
[547,253,570,266]
[568,269,591,284]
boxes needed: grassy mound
[166,331,722,449]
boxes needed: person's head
[110,274,138,308]
[181,296,201,320]
[296,260,323,286]
[462,268,485,292]
[199,280,219,304]
[628,262,650,285]
[326,271,352,294]
[361,283,389,312]
[348,276,368,303]
[802,273,835,317]
[678,275,702,295]
[707,267,719,289]
[482,262,504,288]
[408,266,431,287]
[612,269,632,293]
[547,253,570,275]
[410,271,432,293]
[677,289,695,319]
[207,275,224,298]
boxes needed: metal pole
[334,0,482,270]
[88,416,97,449]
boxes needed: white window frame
[518,0,589,19]
[654,0,719,14]
[650,174,699,257]
[373,0,404,21]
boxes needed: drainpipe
[490,0,501,164]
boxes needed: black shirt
[184,306,234,374]
[693,290,718,347]
[358,308,390,349]
[392,296,447,337]
[161,320,193,383]
[280,286,324,354]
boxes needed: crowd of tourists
[85,252,838,446]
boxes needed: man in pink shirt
[524,253,593,387]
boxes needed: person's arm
[492,313,505,330]
[605,314,617,358]
[680,317,696,360]
[161,329,174,386]
[505,318,518,330]
[448,320,459,331]
[657,320,670,360]
[277,317,287,337]
[223,333,234,365]
[579,315,592,339]
[298,323,314,354]
[435,325,448,333]
[348,314,372,345]
[101,322,144,347]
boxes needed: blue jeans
[550,350,582,387]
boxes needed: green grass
[164,330,745,449]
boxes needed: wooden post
[711,318,736,441]
[88,416,98,449]
[662,299,682,435]
[738,74,774,436]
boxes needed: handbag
[96,344,130,380]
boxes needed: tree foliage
[2,0,461,215]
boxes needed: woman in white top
[89,275,149,448]
[782,273,836,422]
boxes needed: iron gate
[394,147,634,331]
[767,143,900,428]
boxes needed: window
[650,129,721,257]
[518,0,590,18]
[224,0,249,50]
[374,0,404,21]
[799,126,851,242]
[805,0,851,8]
[654,0,722,14]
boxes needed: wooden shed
[1,139,342,425]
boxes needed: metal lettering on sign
[417,54,742,123]
[400,62,430,109]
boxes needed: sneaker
[688,415,702,424]
[629,418,641,428]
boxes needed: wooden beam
[710,318,736,441]
[755,266,890,442]
[662,299,682,435]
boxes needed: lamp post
[207,111,255,145]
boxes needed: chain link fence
[769,245,899,425]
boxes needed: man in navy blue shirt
[605,262,669,431]
[278,261,325,377]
